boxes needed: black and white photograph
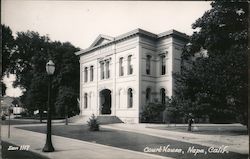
[1,1,249,159]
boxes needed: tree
[171,1,248,126]
[1,25,16,96]
[141,102,166,123]
[10,31,49,90]
[87,114,99,131]
[7,31,50,121]
[24,73,48,122]
[51,41,80,119]
[5,28,80,118]
[2,25,15,75]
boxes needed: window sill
[99,78,112,81]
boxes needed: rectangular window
[146,55,151,75]
[119,58,124,76]
[90,66,94,81]
[84,93,88,108]
[100,62,104,80]
[161,55,166,75]
[128,55,133,75]
[84,67,88,82]
[105,61,110,79]
[128,88,133,108]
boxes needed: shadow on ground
[1,141,48,159]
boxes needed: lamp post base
[42,142,54,152]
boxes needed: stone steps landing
[96,115,123,124]
[68,115,89,124]
[68,115,123,124]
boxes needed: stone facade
[75,28,188,123]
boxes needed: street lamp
[187,113,193,132]
[43,60,55,152]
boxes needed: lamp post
[8,107,11,138]
[43,60,55,152]
[187,113,193,132]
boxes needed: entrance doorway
[100,89,111,114]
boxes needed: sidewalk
[101,123,249,155]
[9,118,65,123]
[1,125,173,159]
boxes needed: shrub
[164,107,185,124]
[141,102,166,123]
[1,115,6,121]
[87,114,99,131]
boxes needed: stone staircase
[96,115,123,124]
[68,115,123,124]
[68,115,89,124]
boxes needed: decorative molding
[75,28,188,56]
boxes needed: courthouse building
[75,28,188,123]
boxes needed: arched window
[84,67,88,82]
[119,57,124,76]
[161,55,166,75]
[127,55,133,75]
[146,88,151,103]
[160,88,166,104]
[105,61,110,79]
[100,62,104,79]
[128,88,133,108]
[84,93,88,108]
[146,55,151,75]
[90,66,94,81]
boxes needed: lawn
[18,125,248,159]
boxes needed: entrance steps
[68,115,90,124]
[68,115,123,124]
[96,115,123,124]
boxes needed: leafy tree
[7,31,49,120]
[24,73,48,122]
[51,41,80,118]
[1,24,16,96]
[10,31,48,90]
[141,102,166,123]
[171,1,248,126]
[2,25,15,75]
[55,86,79,118]
[5,28,80,118]
[164,96,189,124]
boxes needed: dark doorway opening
[100,89,111,114]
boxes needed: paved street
[17,124,248,159]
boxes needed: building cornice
[75,28,189,56]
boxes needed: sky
[2,0,211,97]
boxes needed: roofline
[89,34,114,48]
[75,28,189,56]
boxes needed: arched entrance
[99,89,112,115]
